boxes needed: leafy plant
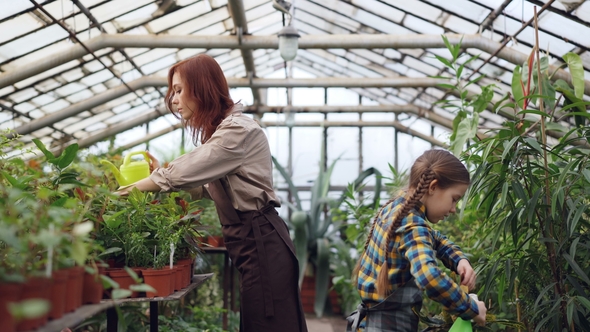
[272,138,382,317]
[435,33,590,330]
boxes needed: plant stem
[534,6,565,326]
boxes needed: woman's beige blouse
[149,104,279,211]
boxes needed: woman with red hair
[119,54,308,332]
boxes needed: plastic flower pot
[106,268,141,298]
[174,265,183,291]
[48,269,68,320]
[0,282,22,332]
[82,266,105,305]
[16,276,52,331]
[63,266,84,313]
[141,268,173,298]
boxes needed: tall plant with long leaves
[435,34,590,330]
[433,35,498,157]
[272,140,382,317]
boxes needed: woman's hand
[115,178,161,196]
[145,150,160,173]
[457,259,476,291]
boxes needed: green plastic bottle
[449,294,478,332]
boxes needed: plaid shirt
[357,194,479,320]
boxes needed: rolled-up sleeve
[400,226,479,320]
[150,120,247,192]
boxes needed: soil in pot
[0,282,22,332]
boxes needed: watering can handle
[123,151,150,165]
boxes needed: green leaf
[540,75,556,111]
[291,211,308,285]
[450,113,479,156]
[112,289,132,299]
[314,238,331,318]
[71,239,89,266]
[124,266,141,283]
[434,55,453,68]
[0,171,26,190]
[8,299,50,319]
[32,138,55,160]
[567,203,585,237]
[271,156,302,210]
[563,253,590,285]
[99,247,123,256]
[567,297,575,326]
[436,83,457,90]
[577,296,590,311]
[563,52,585,99]
[55,143,79,169]
[51,196,69,207]
[512,66,524,110]
[502,137,520,161]
[524,137,543,155]
[100,275,119,290]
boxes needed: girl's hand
[145,150,160,173]
[457,259,476,290]
[473,300,487,326]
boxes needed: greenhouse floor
[305,313,348,332]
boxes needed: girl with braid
[346,150,487,332]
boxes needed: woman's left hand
[457,259,476,291]
[145,150,160,173]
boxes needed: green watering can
[449,293,479,332]
[100,151,151,187]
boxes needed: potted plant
[272,138,382,317]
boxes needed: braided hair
[352,150,470,297]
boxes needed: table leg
[222,251,229,330]
[230,259,236,312]
[150,301,158,332]
[106,307,118,332]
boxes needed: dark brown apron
[207,179,308,332]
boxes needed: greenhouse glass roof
[1,0,590,162]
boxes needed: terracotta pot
[176,258,192,287]
[0,282,22,332]
[207,235,224,247]
[82,266,105,304]
[141,268,173,298]
[329,289,341,315]
[48,270,68,320]
[63,266,84,313]
[167,266,178,293]
[16,276,52,331]
[174,265,183,291]
[300,275,315,314]
[106,268,140,298]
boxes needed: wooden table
[32,273,213,332]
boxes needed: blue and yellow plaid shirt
[357,194,479,319]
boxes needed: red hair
[165,54,235,144]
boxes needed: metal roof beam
[228,0,263,105]
[76,107,168,149]
[81,118,445,150]
[1,34,588,96]
[9,76,445,137]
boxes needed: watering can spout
[100,160,126,186]
[100,151,151,187]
